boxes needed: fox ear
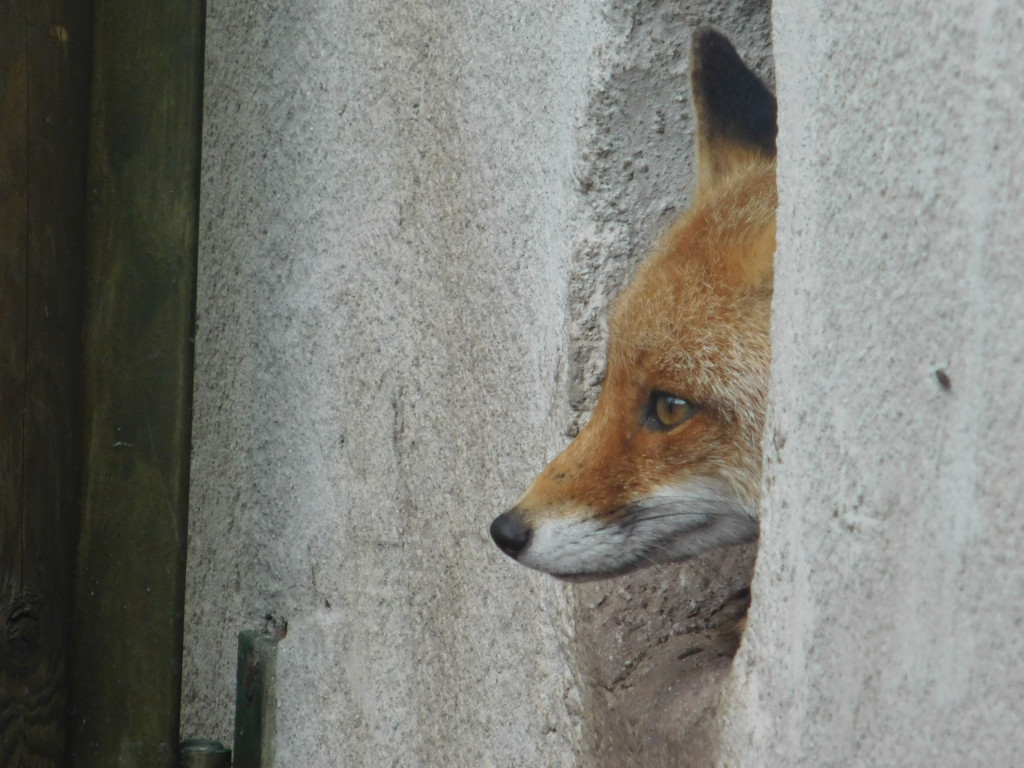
[690,28,777,196]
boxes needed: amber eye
[645,391,697,430]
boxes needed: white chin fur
[516,480,758,579]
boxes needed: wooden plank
[68,0,205,763]
[0,0,92,764]
[0,0,30,759]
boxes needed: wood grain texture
[0,0,92,765]
[67,0,204,764]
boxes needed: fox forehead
[606,162,776,412]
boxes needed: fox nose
[490,509,532,558]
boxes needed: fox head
[490,30,777,580]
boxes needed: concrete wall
[185,0,1024,765]
[184,1,771,764]
[181,1,598,765]
[182,1,596,763]
[722,1,1024,766]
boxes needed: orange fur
[524,163,774,521]
[490,30,776,579]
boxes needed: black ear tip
[691,27,737,61]
[692,27,741,73]
[689,27,777,157]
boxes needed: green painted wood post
[68,0,205,764]
[233,630,280,768]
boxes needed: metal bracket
[180,738,231,768]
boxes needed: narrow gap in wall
[564,2,773,764]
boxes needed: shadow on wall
[573,547,756,766]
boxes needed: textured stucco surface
[184,1,773,764]
[185,0,1024,764]
[170,0,1024,765]
[722,1,1024,765]
[183,2,597,763]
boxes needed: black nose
[490,509,532,558]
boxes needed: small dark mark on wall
[261,613,289,640]
[935,368,952,392]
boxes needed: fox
[490,29,777,580]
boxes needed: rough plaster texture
[184,2,596,763]
[182,0,774,765]
[721,1,1024,766]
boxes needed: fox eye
[645,391,697,430]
